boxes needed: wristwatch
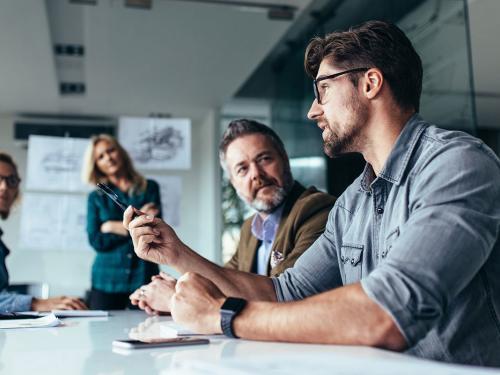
[220,297,247,338]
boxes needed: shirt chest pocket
[340,243,364,285]
[380,226,399,260]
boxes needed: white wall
[0,112,221,296]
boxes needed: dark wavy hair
[304,20,423,111]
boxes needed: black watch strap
[220,297,247,338]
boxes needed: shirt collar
[251,204,284,243]
[360,113,427,191]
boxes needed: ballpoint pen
[96,182,145,217]
[96,182,128,211]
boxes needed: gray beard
[238,185,288,215]
[249,186,287,214]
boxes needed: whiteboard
[147,175,182,228]
[18,192,91,252]
[26,135,91,192]
[119,117,191,170]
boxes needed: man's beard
[323,92,368,158]
[249,185,288,214]
[238,171,293,214]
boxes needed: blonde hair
[81,134,147,193]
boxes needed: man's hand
[170,272,225,334]
[130,272,177,315]
[31,296,88,311]
[123,206,184,266]
[140,202,160,217]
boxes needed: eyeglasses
[313,67,369,104]
[0,174,21,189]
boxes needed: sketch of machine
[41,150,80,172]
[134,126,184,162]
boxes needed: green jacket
[225,181,336,276]
[86,179,160,293]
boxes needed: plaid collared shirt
[86,179,161,293]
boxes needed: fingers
[159,271,177,282]
[127,214,156,231]
[56,297,87,310]
[123,205,136,230]
[129,289,142,305]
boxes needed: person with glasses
[124,20,500,366]
[0,152,87,312]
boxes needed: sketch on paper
[135,127,184,163]
[42,150,80,173]
[18,192,92,252]
[26,135,91,192]
[119,117,191,170]
[147,175,182,228]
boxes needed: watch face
[221,297,246,313]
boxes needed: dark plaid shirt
[86,179,160,293]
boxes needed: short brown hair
[305,20,423,111]
[81,134,146,192]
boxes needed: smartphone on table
[112,337,209,349]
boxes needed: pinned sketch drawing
[147,175,182,227]
[119,117,191,170]
[26,135,91,192]
[18,192,91,252]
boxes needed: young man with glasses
[0,152,87,312]
[124,20,500,366]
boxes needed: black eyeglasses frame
[313,67,370,104]
[0,174,21,189]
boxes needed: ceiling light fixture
[173,0,296,21]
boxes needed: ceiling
[0,0,312,121]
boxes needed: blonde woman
[82,135,161,309]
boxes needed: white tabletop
[1,310,498,374]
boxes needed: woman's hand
[100,220,128,236]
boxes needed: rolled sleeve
[0,291,33,312]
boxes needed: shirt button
[127,253,132,259]
[376,207,384,214]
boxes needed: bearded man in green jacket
[130,118,335,314]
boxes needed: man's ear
[363,68,384,100]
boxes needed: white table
[1,310,498,374]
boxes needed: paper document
[51,310,108,317]
[18,310,108,318]
[0,313,61,329]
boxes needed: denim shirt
[273,114,500,366]
[0,227,32,312]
